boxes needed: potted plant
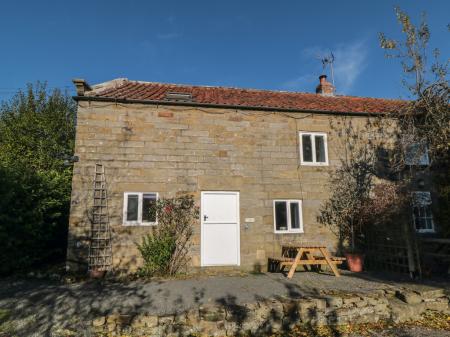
[344,219,365,272]
[89,269,106,279]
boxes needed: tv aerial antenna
[317,52,335,86]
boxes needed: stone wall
[90,287,449,336]
[67,101,384,273]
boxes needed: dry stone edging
[91,287,450,336]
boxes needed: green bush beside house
[0,83,75,275]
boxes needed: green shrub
[137,232,176,276]
[0,84,75,275]
[136,195,199,277]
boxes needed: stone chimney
[315,75,335,96]
[72,78,92,96]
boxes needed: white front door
[201,191,240,266]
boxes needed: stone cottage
[67,75,431,273]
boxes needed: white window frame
[412,191,435,233]
[299,131,329,166]
[123,192,158,226]
[273,199,303,234]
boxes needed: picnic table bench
[269,245,345,279]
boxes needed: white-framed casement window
[405,142,430,166]
[273,200,303,234]
[299,132,328,165]
[412,191,434,233]
[123,192,158,226]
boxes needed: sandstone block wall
[67,101,374,273]
[90,287,450,336]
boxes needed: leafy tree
[0,83,76,274]
[379,7,449,164]
[379,7,449,235]
[319,118,393,253]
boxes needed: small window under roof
[164,92,193,102]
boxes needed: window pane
[412,191,432,206]
[126,195,139,221]
[414,218,424,229]
[302,135,313,162]
[413,206,419,218]
[405,143,429,165]
[415,217,425,230]
[315,135,326,162]
[275,201,288,231]
[425,205,432,218]
[290,202,300,229]
[142,194,157,222]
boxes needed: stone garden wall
[91,287,449,336]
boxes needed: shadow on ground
[0,270,448,336]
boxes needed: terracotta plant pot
[345,253,365,272]
[89,269,106,279]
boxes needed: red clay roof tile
[86,80,407,114]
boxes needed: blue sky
[0,1,448,101]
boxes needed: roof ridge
[87,78,407,102]
[126,79,311,95]
[82,78,408,114]
[123,79,405,102]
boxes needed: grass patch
[0,310,10,323]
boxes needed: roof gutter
[73,95,390,117]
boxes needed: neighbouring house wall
[67,101,380,273]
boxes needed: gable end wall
[67,101,376,273]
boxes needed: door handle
[204,215,208,221]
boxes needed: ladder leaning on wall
[88,163,112,271]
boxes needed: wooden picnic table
[271,245,344,279]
